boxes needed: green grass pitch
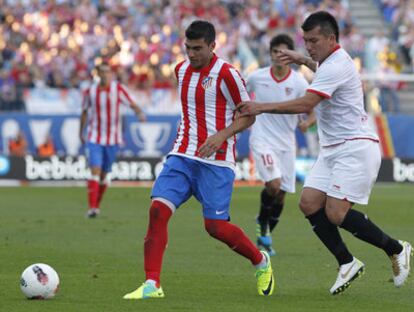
[0,184,413,312]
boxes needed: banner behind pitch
[0,155,412,183]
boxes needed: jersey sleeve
[174,60,186,80]
[81,88,91,111]
[220,65,250,107]
[307,62,344,99]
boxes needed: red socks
[97,183,108,207]
[204,219,263,265]
[144,200,172,287]
[143,203,263,288]
[87,176,107,209]
[87,179,100,209]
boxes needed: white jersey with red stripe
[307,46,378,147]
[247,67,308,151]
[82,81,135,145]
[170,54,249,169]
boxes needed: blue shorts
[151,155,235,220]
[86,143,119,173]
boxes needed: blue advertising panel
[0,114,254,158]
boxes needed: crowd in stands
[0,0,363,112]
[377,0,414,72]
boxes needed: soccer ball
[20,263,60,299]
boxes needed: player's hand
[197,133,226,158]
[298,120,310,133]
[236,101,262,116]
[138,111,146,122]
[278,49,305,66]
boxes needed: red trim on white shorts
[345,137,379,143]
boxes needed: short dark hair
[301,11,339,42]
[270,34,295,51]
[185,20,216,44]
[96,62,110,72]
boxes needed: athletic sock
[340,209,403,256]
[268,201,284,233]
[307,208,353,265]
[258,189,275,236]
[87,176,100,209]
[255,253,267,269]
[204,219,263,265]
[97,182,108,207]
[144,200,173,288]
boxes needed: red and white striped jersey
[170,54,250,169]
[82,81,135,145]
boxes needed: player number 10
[261,154,274,166]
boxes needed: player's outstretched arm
[237,92,322,116]
[279,49,317,72]
[197,115,255,158]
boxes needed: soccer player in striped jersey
[238,11,411,295]
[123,20,274,300]
[246,34,315,256]
[79,63,146,218]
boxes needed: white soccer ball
[20,263,60,299]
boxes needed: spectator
[0,0,364,95]
[8,131,27,157]
[37,135,56,157]
[378,56,401,113]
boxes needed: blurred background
[0,0,413,184]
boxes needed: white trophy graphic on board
[130,122,171,157]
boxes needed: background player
[79,63,146,218]
[247,34,315,256]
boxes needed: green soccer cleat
[123,282,165,300]
[255,251,275,296]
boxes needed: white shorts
[250,144,296,193]
[304,139,381,205]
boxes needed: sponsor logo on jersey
[285,87,293,96]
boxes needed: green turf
[0,184,413,311]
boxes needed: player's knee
[149,200,172,222]
[204,219,222,238]
[265,180,281,197]
[324,206,344,226]
[299,197,316,216]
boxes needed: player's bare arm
[198,115,255,158]
[279,49,317,72]
[79,109,88,145]
[238,92,322,116]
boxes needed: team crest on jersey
[285,87,293,96]
[201,76,213,90]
